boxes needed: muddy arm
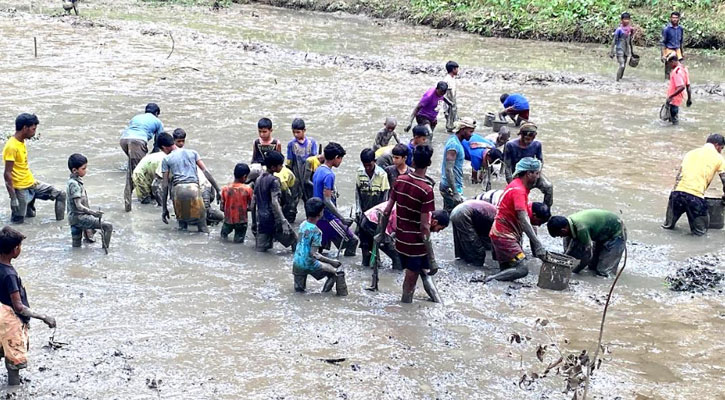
[720,172,725,197]
[517,210,544,258]
[4,160,16,203]
[11,292,55,328]
[323,189,346,222]
[405,104,422,132]
[73,197,100,217]
[197,160,221,201]
[312,246,341,267]
[444,151,461,200]
[503,151,514,183]
[270,183,287,226]
[161,171,171,223]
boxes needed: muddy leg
[662,191,684,229]
[197,207,209,233]
[335,270,348,296]
[421,272,441,303]
[6,366,19,386]
[401,269,418,303]
[101,222,113,249]
[484,259,529,282]
[294,274,307,292]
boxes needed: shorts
[415,115,438,132]
[255,224,297,251]
[221,222,248,243]
[172,183,204,222]
[662,48,683,61]
[399,253,430,273]
[292,265,330,281]
[506,109,530,120]
[12,181,63,222]
[0,305,29,369]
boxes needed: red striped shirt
[391,173,435,257]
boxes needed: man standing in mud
[120,103,164,212]
[440,118,475,212]
[660,11,684,80]
[662,134,725,236]
[3,113,66,223]
[609,12,635,82]
[664,53,691,125]
[443,61,459,133]
[503,123,553,207]
[404,81,452,141]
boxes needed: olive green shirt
[568,209,624,247]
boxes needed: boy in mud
[462,132,503,187]
[355,148,390,220]
[172,128,224,224]
[660,11,685,80]
[293,197,345,295]
[66,154,113,249]
[498,93,529,127]
[404,81,452,141]
[120,103,163,211]
[302,152,325,203]
[503,122,553,207]
[254,151,297,252]
[380,145,442,303]
[313,142,359,256]
[609,12,635,82]
[0,226,56,386]
[251,118,282,164]
[132,150,166,206]
[662,134,725,236]
[664,53,691,125]
[548,209,626,277]
[440,118,475,212]
[285,118,318,209]
[380,125,429,170]
[274,163,297,223]
[160,133,221,233]
[220,163,254,243]
[485,158,548,283]
[372,117,400,151]
[360,200,449,270]
[384,143,411,188]
[443,61,459,133]
[3,113,66,224]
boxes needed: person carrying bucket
[547,210,626,278]
[609,12,638,82]
[662,134,725,236]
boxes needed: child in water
[220,163,254,243]
[251,118,282,164]
[66,153,113,249]
[293,197,346,295]
[253,151,297,252]
[0,226,56,386]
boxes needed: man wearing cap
[440,118,475,212]
[503,122,553,207]
[120,103,164,212]
[665,54,691,125]
[547,210,626,277]
[662,134,725,236]
[485,157,547,283]
[404,81,453,141]
[660,11,684,80]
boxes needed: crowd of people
[0,9,724,387]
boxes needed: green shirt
[568,209,624,247]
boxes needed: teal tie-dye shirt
[293,221,322,271]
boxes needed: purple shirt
[416,88,443,121]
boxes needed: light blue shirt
[293,221,322,271]
[441,134,464,193]
[121,113,164,141]
[161,148,200,185]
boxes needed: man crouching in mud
[380,145,442,303]
[0,227,56,386]
[160,132,221,232]
[485,158,548,283]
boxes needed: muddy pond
[0,0,723,398]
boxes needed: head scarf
[514,157,542,177]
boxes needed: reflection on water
[0,1,722,398]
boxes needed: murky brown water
[0,1,723,398]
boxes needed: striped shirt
[391,173,435,257]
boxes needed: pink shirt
[668,65,687,106]
[365,202,397,235]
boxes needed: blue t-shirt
[462,134,496,171]
[294,221,322,271]
[161,148,200,185]
[503,94,529,111]
[440,134,465,193]
[121,113,164,141]
[312,165,336,220]
[286,138,318,169]
[406,141,415,167]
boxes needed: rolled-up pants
[564,236,625,277]
[11,181,65,223]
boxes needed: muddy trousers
[439,187,463,213]
[616,51,628,81]
[444,102,457,133]
[70,215,113,248]
[0,305,28,386]
[221,222,247,243]
[534,174,553,208]
[564,236,625,277]
[11,182,65,223]
[201,186,224,225]
[486,258,529,282]
[451,207,491,266]
[293,265,346,295]
[358,215,401,269]
[120,138,148,212]
[662,190,709,236]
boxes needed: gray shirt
[161,148,200,185]
[66,175,88,225]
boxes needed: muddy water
[0,1,723,399]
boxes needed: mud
[666,255,724,293]
[0,1,723,399]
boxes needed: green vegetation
[407,0,725,48]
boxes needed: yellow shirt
[2,137,35,189]
[675,143,725,198]
[274,166,296,191]
[305,155,321,173]
[375,145,395,159]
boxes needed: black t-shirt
[504,139,543,168]
[254,172,282,234]
[0,263,29,323]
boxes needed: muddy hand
[162,209,170,224]
[404,124,411,133]
[10,197,19,215]
[43,315,57,328]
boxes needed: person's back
[121,113,163,141]
[675,143,724,198]
[503,94,529,110]
[133,152,165,181]
[162,148,200,185]
[465,200,497,235]
[293,220,321,271]
[492,177,529,238]
[222,182,253,225]
[569,209,623,244]
[463,134,496,170]
[393,172,434,257]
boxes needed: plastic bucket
[484,113,495,127]
[492,120,508,133]
[537,252,576,291]
[706,197,724,229]
[628,54,640,68]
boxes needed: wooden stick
[34,37,37,58]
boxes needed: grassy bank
[147,0,725,49]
